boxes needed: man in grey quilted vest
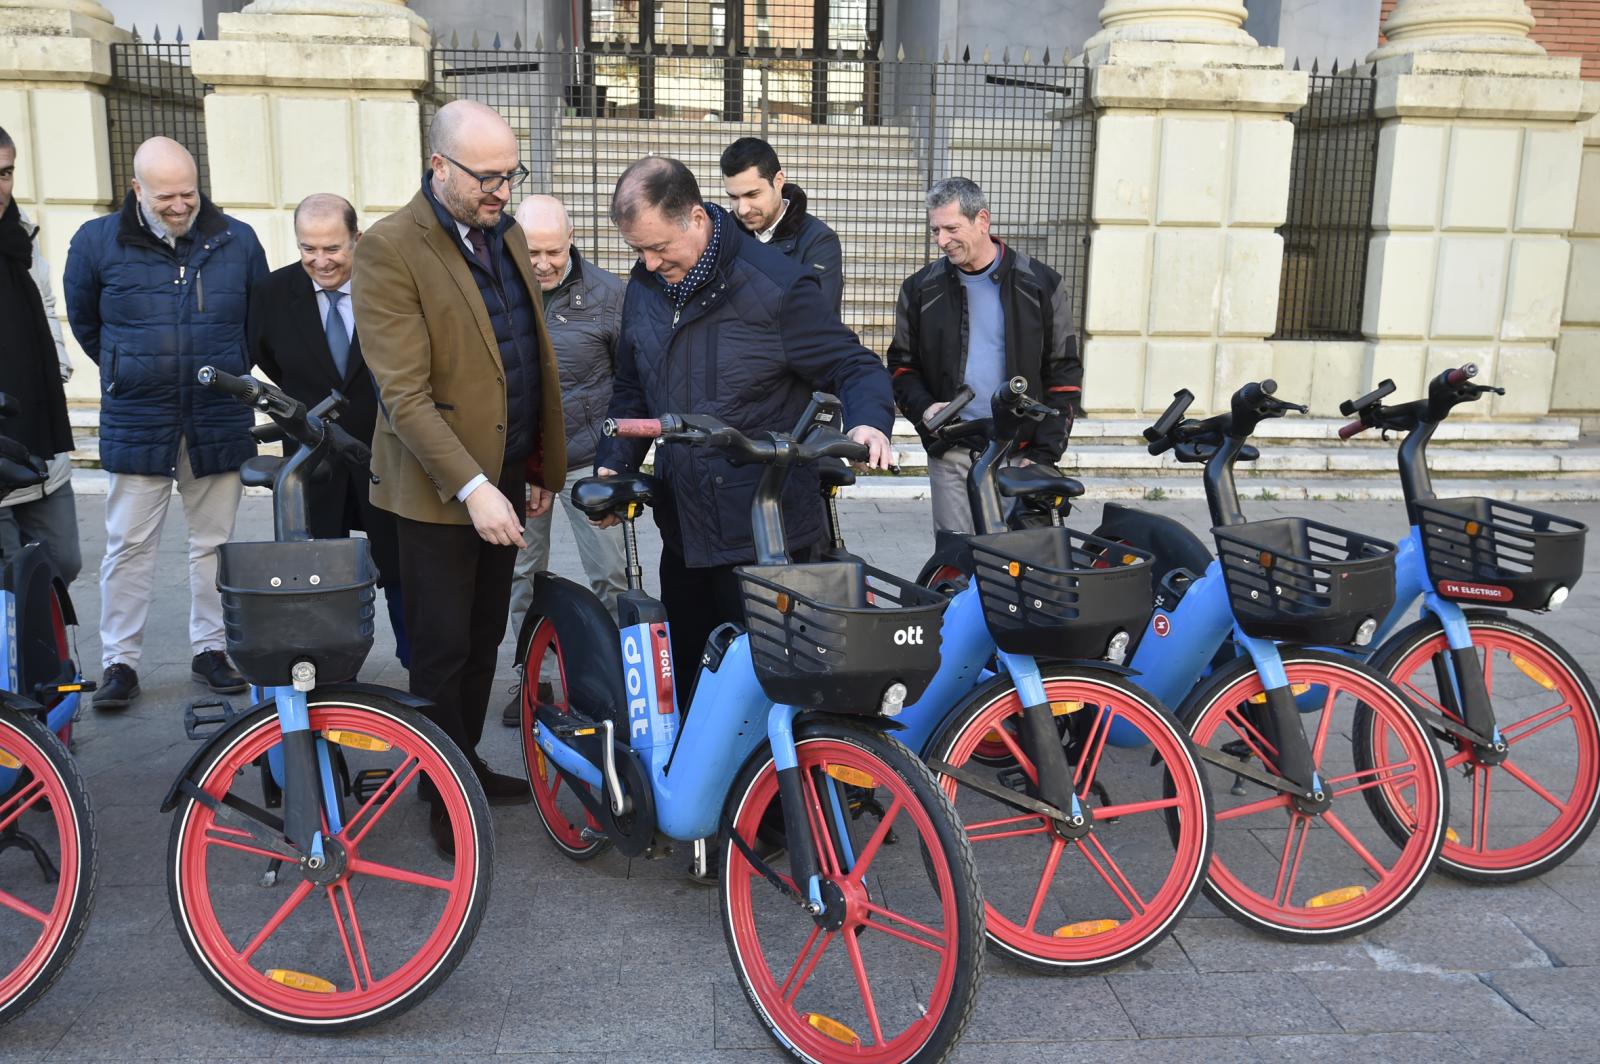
[502,195,628,725]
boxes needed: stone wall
[1556,110,1600,420]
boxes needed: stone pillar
[1360,0,1599,418]
[1079,1,1307,415]
[188,0,429,267]
[0,0,130,398]
[1556,112,1600,423]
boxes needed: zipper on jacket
[196,268,204,313]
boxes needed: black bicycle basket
[1410,496,1586,610]
[736,561,949,713]
[1213,517,1396,644]
[217,538,376,687]
[968,526,1155,658]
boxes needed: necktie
[466,226,497,277]
[323,289,351,379]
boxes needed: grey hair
[926,177,988,221]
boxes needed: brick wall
[1379,0,1600,78]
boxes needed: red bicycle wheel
[933,669,1212,973]
[167,696,491,1031]
[0,706,94,1027]
[519,618,609,859]
[1369,613,1600,880]
[1186,651,1446,940]
[721,720,982,1063]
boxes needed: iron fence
[106,36,212,196]
[422,44,1093,355]
[1273,66,1379,341]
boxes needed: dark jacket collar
[939,238,1011,285]
[115,188,226,250]
[771,182,810,243]
[551,245,586,297]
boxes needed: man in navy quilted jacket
[64,137,268,711]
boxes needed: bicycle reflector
[0,746,19,769]
[824,764,875,789]
[267,969,336,993]
[323,729,393,752]
[1307,885,1367,908]
[805,1013,862,1048]
[1510,654,1557,691]
[1054,919,1119,938]
[1248,683,1311,704]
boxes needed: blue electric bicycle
[515,397,984,1063]
[1094,379,1449,940]
[1336,364,1598,881]
[0,400,96,1027]
[817,379,1214,975]
[161,368,493,1031]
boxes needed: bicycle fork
[1420,595,1507,760]
[929,653,1090,832]
[1227,630,1325,807]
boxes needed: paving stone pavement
[4,489,1599,1063]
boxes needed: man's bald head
[294,193,358,238]
[427,100,523,229]
[131,136,200,239]
[428,100,516,162]
[516,195,575,292]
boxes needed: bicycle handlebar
[604,413,869,466]
[198,365,263,404]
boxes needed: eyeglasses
[439,153,530,195]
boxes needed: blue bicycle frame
[0,577,84,795]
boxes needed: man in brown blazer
[353,100,565,858]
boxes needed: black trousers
[396,462,525,761]
[659,539,816,713]
[310,478,410,668]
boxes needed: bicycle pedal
[184,699,238,741]
[995,766,1031,793]
[351,768,392,803]
[34,679,96,698]
[547,718,603,740]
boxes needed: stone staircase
[65,405,1600,502]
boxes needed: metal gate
[105,32,212,196]
[422,41,1095,353]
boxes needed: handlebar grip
[1238,379,1277,405]
[327,422,372,468]
[605,418,664,439]
[197,366,262,403]
[1338,419,1368,440]
[1446,364,1478,387]
[924,386,975,434]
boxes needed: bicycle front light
[1105,630,1130,665]
[1548,586,1570,610]
[881,682,908,716]
[1354,618,1378,647]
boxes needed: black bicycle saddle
[571,473,658,517]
